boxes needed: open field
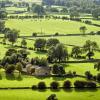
[0,35,100,59]
[0,65,99,100]
[5,19,100,36]
[0,89,100,100]
[0,63,98,88]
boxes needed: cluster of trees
[85,70,100,82]
[31,57,48,67]
[1,48,29,67]
[34,38,59,51]
[34,38,98,62]
[71,40,99,60]
[52,64,65,75]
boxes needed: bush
[38,82,46,90]
[54,32,59,36]
[97,31,100,35]
[97,73,100,82]
[5,64,15,74]
[46,94,58,100]
[32,33,37,37]
[32,85,37,90]
[50,81,59,90]
[86,82,96,88]
[63,80,71,89]
[84,20,92,25]
[85,71,93,80]
[74,80,86,88]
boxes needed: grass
[0,62,98,88]
[0,67,99,100]
[5,19,100,36]
[0,89,100,100]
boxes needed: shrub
[32,85,37,90]
[96,31,100,35]
[74,80,86,88]
[50,81,59,90]
[38,82,46,90]
[54,32,59,36]
[97,73,100,82]
[46,94,58,100]
[84,20,92,25]
[86,82,96,88]
[5,64,15,74]
[63,80,71,89]
[85,71,93,80]
[32,33,37,37]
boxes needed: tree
[94,62,100,71]
[80,26,87,35]
[83,40,98,59]
[37,82,46,90]
[92,8,100,19]
[34,38,46,51]
[50,81,59,90]
[46,38,59,48]
[16,62,23,75]
[70,11,80,19]
[5,64,15,74]
[21,38,27,48]
[85,71,93,80]
[2,38,6,44]
[46,94,58,100]
[86,82,96,88]
[0,20,5,32]
[48,44,68,62]
[39,58,48,67]
[97,73,100,82]
[71,46,82,58]
[32,4,45,17]
[5,48,17,56]
[6,29,19,46]
[74,80,86,88]
[63,80,71,89]
[18,49,29,59]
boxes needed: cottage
[25,64,51,76]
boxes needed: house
[25,64,51,76]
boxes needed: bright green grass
[0,69,87,88]
[0,67,99,100]
[0,89,100,100]
[0,63,98,88]
[5,19,100,36]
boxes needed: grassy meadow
[0,89,100,100]
[5,19,100,36]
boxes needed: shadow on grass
[16,74,23,81]
[74,88,98,92]
[6,73,16,80]
[63,88,73,92]
[50,88,61,92]
[38,89,47,92]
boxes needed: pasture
[5,19,100,36]
[0,89,100,100]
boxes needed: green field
[0,89,100,100]
[0,65,99,100]
[5,19,100,36]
